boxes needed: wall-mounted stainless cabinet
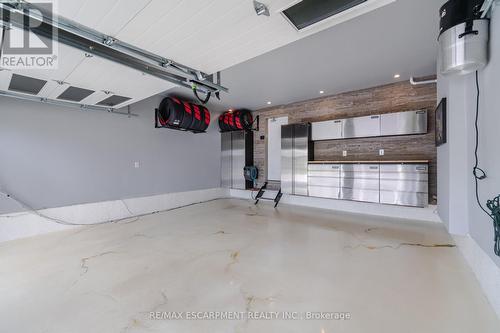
[221,131,253,190]
[343,115,381,139]
[281,124,313,196]
[380,110,427,136]
[311,110,427,141]
[311,119,342,141]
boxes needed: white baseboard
[453,235,500,318]
[229,189,441,224]
[0,188,226,243]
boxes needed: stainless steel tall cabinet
[221,131,254,189]
[281,124,313,196]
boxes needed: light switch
[379,149,385,156]
[134,161,140,169]
[342,150,347,157]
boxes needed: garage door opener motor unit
[438,0,490,76]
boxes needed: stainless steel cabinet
[221,131,253,189]
[342,115,380,139]
[340,164,380,203]
[311,119,342,141]
[221,132,232,188]
[308,164,341,199]
[310,110,428,141]
[231,131,246,190]
[306,162,429,207]
[379,164,428,207]
[281,124,312,196]
[380,110,427,136]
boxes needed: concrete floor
[0,199,498,333]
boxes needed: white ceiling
[55,0,396,74]
[1,0,440,111]
[1,0,397,109]
[167,0,442,112]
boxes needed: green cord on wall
[486,195,500,256]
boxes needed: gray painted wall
[0,95,221,214]
[437,4,500,267]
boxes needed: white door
[267,117,288,181]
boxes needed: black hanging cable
[472,70,490,217]
[192,83,212,104]
[0,25,7,61]
[473,70,500,256]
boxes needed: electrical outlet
[134,161,140,169]
[379,149,385,156]
[342,150,347,157]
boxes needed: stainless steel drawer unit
[308,164,341,199]
[379,164,429,207]
[340,164,380,203]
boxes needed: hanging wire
[0,25,7,62]
[192,83,212,104]
[472,71,490,217]
[0,187,223,227]
[473,70,500,256]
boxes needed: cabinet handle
[371,116,380,119]
[416,110,426,115]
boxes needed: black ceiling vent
[97,95,132,107]
[8,74,47,95]
[283,0,367,30]
[57,86,94,102]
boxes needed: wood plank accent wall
[252,80,438,203]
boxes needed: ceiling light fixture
[267,101,272,105]
[394,74,401,79]
[319,90,325,94]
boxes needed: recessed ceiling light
[394,74,401,79]
[319,90,325,94]
[267,101,272,105]
[228,109,233,112]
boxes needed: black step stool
[254,182,283,208]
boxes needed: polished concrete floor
[0,199,498,333]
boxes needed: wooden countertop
[309,160,429,164]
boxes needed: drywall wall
[0,95,221,215]
[437,3,500,268]
[253,80,437,202]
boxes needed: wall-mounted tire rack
[154,108,206,134]
[0,1,228,113]
[219,114,260,133]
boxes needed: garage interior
[0,0,499,332]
